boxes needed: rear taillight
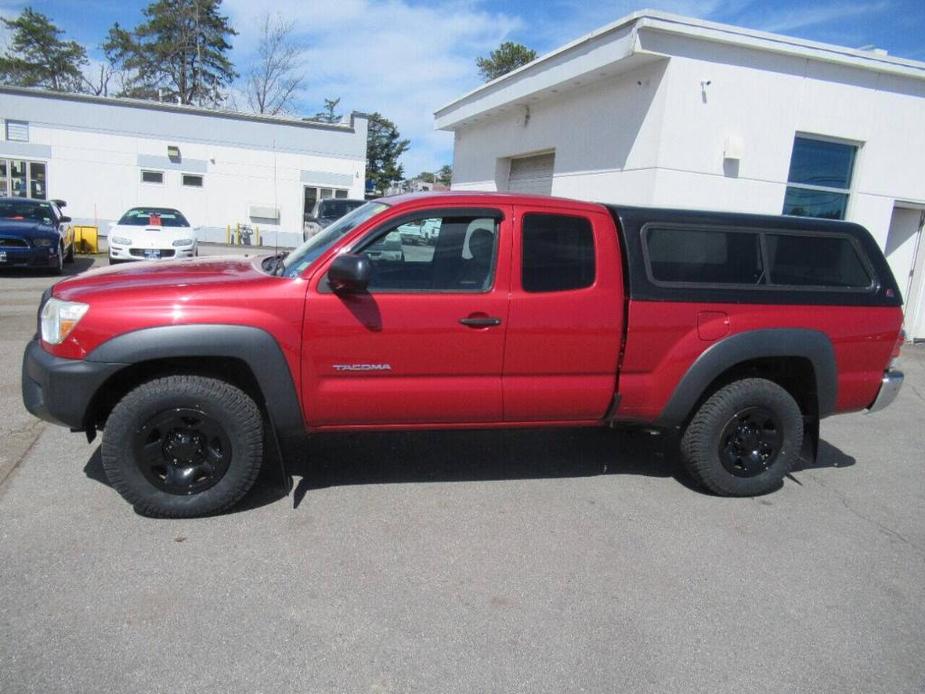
[890,329,905,369]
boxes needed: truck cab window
[359,215,499,292]
[521,214,595,292]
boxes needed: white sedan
[108,207,198,263]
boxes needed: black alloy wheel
[717,406,782,477]
[133,407,233,495]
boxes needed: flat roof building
[436,11,925,340]
[1,86,368,247]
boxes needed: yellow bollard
[255,226,261,246]
[235,223,240,245]
[226,224,231,244]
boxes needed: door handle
[459,316,502,327]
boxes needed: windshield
[118,208,190,227]
[0,199,55,224]
[281,201,389,277]
[318,199,364,219]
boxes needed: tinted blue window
[787,137,856,189]
[782,188,849,220]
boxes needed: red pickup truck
[22,193,905,517]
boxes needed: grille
[0,237,29,248]
[129,249,176,258]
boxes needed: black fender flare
[656,328,837,427]
[87,324,304,442]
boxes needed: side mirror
[59,215,72,223]
[52,199,67,208]
[328,253,371,293]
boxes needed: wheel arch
[657,329,837,428]
[84,325,304,443]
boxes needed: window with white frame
[182,173,203,187]
[782,136,858,220]
[0,158,46,198]
[141,170,164,184]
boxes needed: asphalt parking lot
[1,252,924,693]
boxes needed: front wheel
[101,375,264,517]
[680,378,803,496]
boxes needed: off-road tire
[64,242,75,263]
[101,375,263,518]
[680,378,803,496]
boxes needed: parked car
[303,198,366,239]
[23,193,905,518]
[0,197,74,274]
[108,207,197,263]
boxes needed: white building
[435,11,925,340]
[1,86,368,247]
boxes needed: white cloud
[224,0,523,174]
[743,0,891,34]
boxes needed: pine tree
[366,113,410,194]
[0,8,87,91]
[104,0,237,106]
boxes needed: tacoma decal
[332,363,392,372]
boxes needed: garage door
[507,152,555,195]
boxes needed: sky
[1,0,924,176]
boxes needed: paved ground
[1,253,924,693]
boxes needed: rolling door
[507,152,555,195]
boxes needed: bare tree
[245,13,304,115]
[80,60,116,96]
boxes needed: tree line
[0,1,537,192]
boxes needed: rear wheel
[101,375,264,517]
[680,378,803,496]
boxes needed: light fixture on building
[723,135,744,161]
[167,145,181,161]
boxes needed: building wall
[451,59,670,206]
[449,34,925,250]
[641,31,925,250]
[0,90,367,247]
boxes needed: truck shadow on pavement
[81,429,856,515]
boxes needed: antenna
[273,137,279,257]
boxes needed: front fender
[87,324,304,440]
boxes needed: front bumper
[21,338,125,429]
[0,245,60,268]
[867,369,904,414]
[108,244,195,261]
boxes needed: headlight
[172,239,194,247]
[111,236,132,246]
[33,238,53,247]
[40,298,89,345]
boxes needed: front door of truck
[502,206,624,421]
[302,206,512,427]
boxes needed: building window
[521,213,595,292]
[0,158,46,199]
[141,170,164,184]
[182,174,203,187]
[782,136,857,220]
[5,120,29,142]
